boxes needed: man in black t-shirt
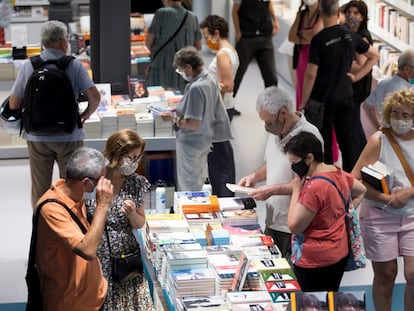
[299,0,379,172]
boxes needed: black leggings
[293,255,348,292]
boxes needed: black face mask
[291,159,310,178]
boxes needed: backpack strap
[30,55,43,70]
[55,55,75,71]
[30,55,74,71]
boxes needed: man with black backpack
[9,20,101,208]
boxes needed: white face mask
[390,118,413,134]
[119,157,139,176]
[175,68,193,82]
[303,0,318,6]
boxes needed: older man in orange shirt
[35,147,114,311]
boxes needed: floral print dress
[87,173,154,311]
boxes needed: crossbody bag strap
[381,127,414,186]
[104,225,113,256]
[151,10,189,61]
[311,175,348,211]
[28,198,88,268]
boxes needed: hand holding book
[360,161,392,194]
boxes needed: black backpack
[21,55,81,135]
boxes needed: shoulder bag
[381,127,414,186]
[26,199,87,311]
[151,10,189,62]
[104,226,143,283]
[311,175,366,271]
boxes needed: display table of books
[138,190,367,311]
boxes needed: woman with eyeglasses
[351,89,414,311]
[159,46,233,191]
[86,129,154,311]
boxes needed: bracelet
[176,117,181,127]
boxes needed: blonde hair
[104,129,145,168]
[382,89,414,126]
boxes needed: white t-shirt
[264,113,323,233]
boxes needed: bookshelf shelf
[381,0,414,19]
[369,22,412,52]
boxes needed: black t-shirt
[309,24,370,102]
[352,28,373,103]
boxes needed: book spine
[381,177,390,194]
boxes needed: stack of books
[117,108,137,130]
[207,252,259,295]
[220,209,258,226]
[158,243,203,288]
[178,194,220,215]
[135,112,154,137]
[175,295,229,311]
[83,112,101,139]
[165,268,216,305]
[174,190,211,214]
[183,212,222,226]
[99,110,118,138]
[210,229,231,246]
[253,258,300,304]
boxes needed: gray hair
[256,86,295,115]
[66,147,105,181]
[398,48,414,70]
[41,20,68,48]
[320,0,339,17]
[173,46,204,70]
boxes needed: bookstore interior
[0,0,411,310]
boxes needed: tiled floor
[0,50,406,310]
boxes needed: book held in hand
[360,161,392,194]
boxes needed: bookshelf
[367,0,414,51]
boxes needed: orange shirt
[35,179,107,311]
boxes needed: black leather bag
[304,98,325,130]
[112,249,143,283]
[25,265,43,311]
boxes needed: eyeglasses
[87,177,98,187]
[390,110,414,120]
[124,154,143,164]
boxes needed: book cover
[180,195,220,214]
[264,280,301,293]
[179,296,229,311]
[225,291,272,306]
[231,302,277,311]
[231,251,252,292]
[360,160,391,194]
[128,76,148,99]
[253,258,292,272]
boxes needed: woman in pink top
[288,0,323,110]
[284,131,366,291]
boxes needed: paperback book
[360,160,391,194]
